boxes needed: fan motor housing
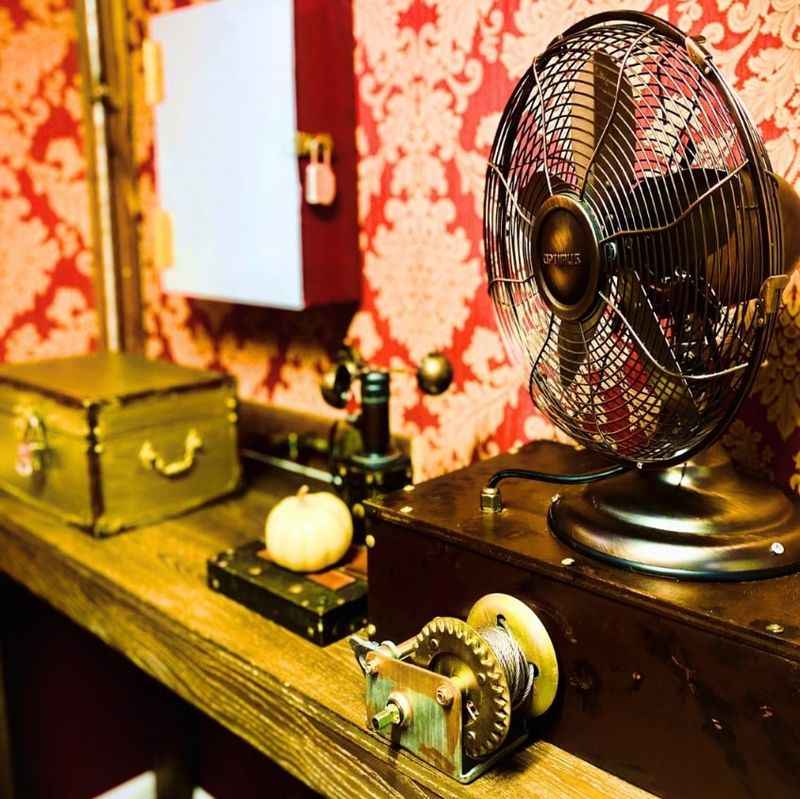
[531,194,601,321]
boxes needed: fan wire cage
[484,13,783,468]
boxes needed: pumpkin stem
[297,484,310,499]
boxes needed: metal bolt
[372,700,403,731]
[366,623,377,638]
[353,503,366,519]
[561,557,575,566]
[766,623,785,635]
[770,542,785,556]
[365,534,376,549]
[435,684,454,707]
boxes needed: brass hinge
[153,208,174,271]
[142,38,165,106]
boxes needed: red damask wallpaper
[0,0,97,362]
[1,0,798,491]
[139,0,800,487]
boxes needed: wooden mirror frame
[75,0,145,353]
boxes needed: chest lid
[0,353,230,408]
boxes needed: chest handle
[139,428,203,478]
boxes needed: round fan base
[550,444,800,580]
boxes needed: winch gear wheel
[410,616,511,759]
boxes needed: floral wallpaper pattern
[1,0,798,492]
[0,0,97,362]
[140,0,800,487]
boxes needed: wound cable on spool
[479,620,536,713]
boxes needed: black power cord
[486,463,629,490]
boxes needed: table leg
[154,699,197,799]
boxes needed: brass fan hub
[411,616,511,759]
[532,194,601,321]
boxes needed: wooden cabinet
[150,0,359,310]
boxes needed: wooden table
[0,463,654,799]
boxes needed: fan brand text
[542,252,582,266]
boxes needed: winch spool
[410,593,558,760]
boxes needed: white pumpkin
[265,485,353,573]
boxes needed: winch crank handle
[139,428,203,477]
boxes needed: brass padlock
[304,138,336,206]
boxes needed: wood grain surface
[0,461,654,799]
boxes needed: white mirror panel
[151,0,304,309]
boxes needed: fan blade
[615,272,698,435]
[557,320,583,390]
[557,303,604,390]
[626,168,739,247]
[516,171,555,219]
[571,50,636,192]
[617,167,756,304]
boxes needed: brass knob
[320,347,364,409]
[417,352,453,396]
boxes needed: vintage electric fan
[483,11,800,579]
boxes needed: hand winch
[350,593,558,782]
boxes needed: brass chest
[0,352,240,535]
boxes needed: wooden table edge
[0,500,655,799]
